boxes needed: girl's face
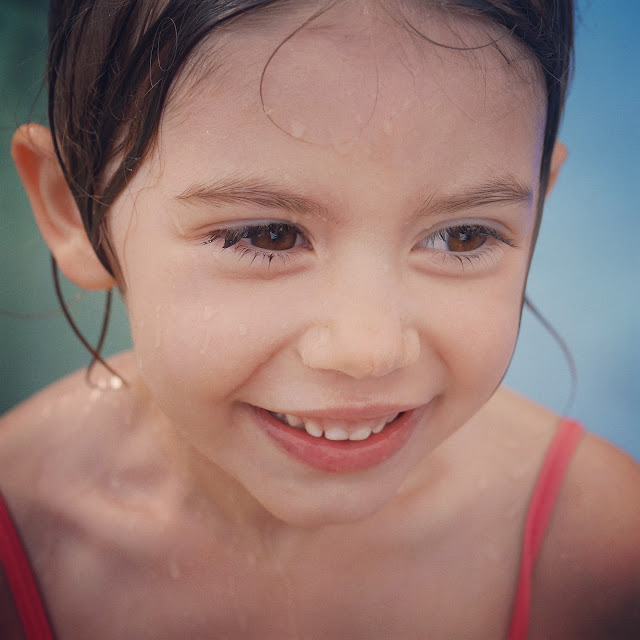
[107,2,546,526]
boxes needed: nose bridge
[298,260,420,379]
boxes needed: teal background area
[1,1,638,460]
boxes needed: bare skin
[3,2,640,637]
[1,355,639,639]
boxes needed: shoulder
[465,389,640,637]
[0,350,173,551]
[0,352,193,635]
[529,428,640,638]
[0,351,135,486]
[459,386,563,478]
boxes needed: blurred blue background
[1,1,638,460]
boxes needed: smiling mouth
[253,405,422,473]
[268,411,403,441]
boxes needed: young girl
[1,0,639,638]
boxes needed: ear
[546,141,568,195]
[11,123,116,291]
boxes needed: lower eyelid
[413,226,515,273]
[430,243,506,272]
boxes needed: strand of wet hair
[51,254,127,388]
[524,295,577,415]
[84,279,118,388]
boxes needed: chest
[45,522,521,640]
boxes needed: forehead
[156,0,545,189]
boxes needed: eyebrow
[175,177,334,220]
[174,175,533,221]
[411,176,534,222]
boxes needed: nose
[297,275,420,379]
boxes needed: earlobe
[11,123,116,291]
[546,141,568,195]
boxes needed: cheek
[449,306,520,385]
[426,271,525,397]
[124,263,295,411]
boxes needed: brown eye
[249,223,299,251]
[444,226,487,252]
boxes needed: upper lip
[252,403,427,422]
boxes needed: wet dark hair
[46,0,574,376]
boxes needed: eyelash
[203,223,310,267]
[417,224,516,267]
[203,222,515,269]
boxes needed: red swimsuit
[507,418,584,639]
[0,491,54,640]
[0,419,584,640]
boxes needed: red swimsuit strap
[506,419,585,640]
[0,492,55,640]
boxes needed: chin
[254,475,403,530]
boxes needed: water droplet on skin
[238,324,247,336]
[89,388,102,402]
[508,465,527,481]
[109,376,123,390]
[201,305,215,321]
[290,120,305,139]
[200,331,212,355]
[482,542,501,562]
[168,558,181,580]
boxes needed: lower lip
[251,406,424,473]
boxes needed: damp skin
[106,2,544,528]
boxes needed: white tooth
[372,419,387,434]
[285,414,304,428]
[385,412,399,425]
[304,420,323,438]
[349,427,372,441]
[324,427,349,441]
